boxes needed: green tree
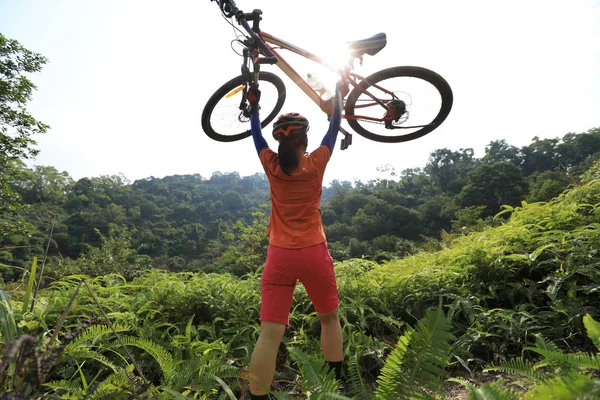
[425,148,476,194]
[459,162,528,216]
[482,139,521,165]
[520,136,560,176]
[419,194,459,235]
[219,209,269,275]
[451,205,486,234]
[49,226,151,280]
[526,170,572,203]
[0,33,48,167]
[0,34,48,241]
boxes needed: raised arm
[248,86,268,156]
[320,81,347,155]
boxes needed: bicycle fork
[238,48,261,117]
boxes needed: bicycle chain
[344,99,408,126]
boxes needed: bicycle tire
[345,66,453,143]
[202,72,286,142]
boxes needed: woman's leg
[248,321,286,396]
[318,308,343,362]
[297,243,343,369]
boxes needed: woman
[245,80,346,399]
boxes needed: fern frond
[287,347,340,396]
[448,378,520,400]
[523,372,600,399]
[446,377,477,392]
[532,333,560,353]
[375,331,411,400]
[119,335,176,382]
[561,353,600,371]
[86,383,132,400]
[470,383,521,400]
[270,392,296,400]
[168,357,204,390]
[85,369,136,400]
[583,314,600,351]
[60,347,118,372]
[67,323,131,347]
[375,308,455,400]
[526,346,600,373]
[484,357,545,382]
[43,379,85,396]
[161,386,193,399]
[194,354,238,395]
[346,352,373,400]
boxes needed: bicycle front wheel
[345,66,453,143]
[202,72,286,142]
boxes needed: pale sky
[2,0,599,184]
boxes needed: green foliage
[0,33,48,243]
[583,314,600,351]
[451,205,487,234]
[0,287,17,345]
[526,170,573,203]
[523,373,600,399]
[287,347,343,398]
[48,227,151,280]
[219,209,269,275]
[459,162,528,216]
[20,255,37,314]
[375,308,454,399]
[346,351,374,400]
[0,33,49,160]
[2,123,600,276]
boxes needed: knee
[318,308,339,326]
[259,321,286,343]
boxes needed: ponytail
[278,133,307,176]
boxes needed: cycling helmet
[272,113,309,140]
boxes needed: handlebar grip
[256,56,278,65]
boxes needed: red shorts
[260,241,339,326]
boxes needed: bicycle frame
[257,31,396,123]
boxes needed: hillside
[1,161,598,399]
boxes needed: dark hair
[278,132,308,176]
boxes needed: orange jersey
[259,145,330,248]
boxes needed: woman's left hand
[336,80,349,98]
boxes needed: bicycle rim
[345,66,453,143]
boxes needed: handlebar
[213,0,279,65]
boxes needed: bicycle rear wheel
[345,66,453,143]
[202,72,286,142]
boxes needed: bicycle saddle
[348,33,387,57]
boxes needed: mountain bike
[201,0,453,150]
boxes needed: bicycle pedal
[340,134,352,150]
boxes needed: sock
[250,394,268,400]
[326,360,343,380]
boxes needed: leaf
[161,387,192,399]
[346,352,373,400]
[287,347,340,396]
[375,308,454,399]
[214,375,237,400]
[583,314,600,352]
[21,255,37,314]
[529,244,556,261]
[0,287,17,344]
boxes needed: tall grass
[21,255,37,315]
